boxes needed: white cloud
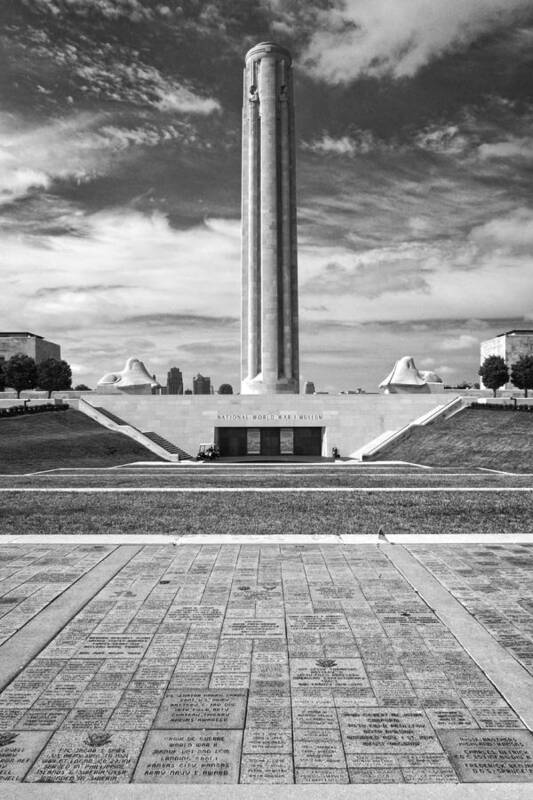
[299,209,533,324]
[415,125,471,155]
[22,0,157,22]
[0,114,96,204]
[75,62,220,115]
[306,135,356,157]
[439,335,479,351]
[0,208,242,387]
[478,137,533,161]
[408,217,433,235]
[469,207,533,253]
[302,243,434,299]
[435,365,454,375]
[303,131,387,157]
[302,0,532,82]
[20,27,221,114]
[0,209,241,328]
[0,165,50,205]
[69,363,89,375]
[0,112,201,206]
[155,87,220,115]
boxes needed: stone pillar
[241,42,299,395]
[247,60,260,380]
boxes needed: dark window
[293,427,322,456]
[260,428,281,456]
[216,427,247,457]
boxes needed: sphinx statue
[380,356,443,394]
[96,357,160,394]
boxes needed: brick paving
[0,543,532,784]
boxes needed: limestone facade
[81,393,450,458]
[480,330,533,389]
[0,332,60,365]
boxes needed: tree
[37,358,72,397]
[74,384,91,391]
[5,354,38,398]
[217,383,233,394]
[510,354,533,398]
[479,355,509,398]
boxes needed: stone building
[193,374,212,395]
[0,332,60,366]
[167,367,183,395]
[480,330,533,389]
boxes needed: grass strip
[1,491,531,535]
[1,475,532,489]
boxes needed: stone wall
[34,338,61,362]
[0,334,60,365]
[80,394,453,458]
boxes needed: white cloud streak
[21,0,166,23]
[75,61,220,114]
[303,0,532,82]
[470,208,533,253]
[1,209,241,387]
[1,210,241,329]
[299,206,533,323]
[0,112,200,206]
[303,131,384,157]
[478,137,533,161]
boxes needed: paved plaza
[0,537,532,793]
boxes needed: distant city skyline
[1,2,532,391]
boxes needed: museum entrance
[216,427,323,458]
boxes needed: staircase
[77,400,192,462]
[143,432,193,460]
[94,407,129,426]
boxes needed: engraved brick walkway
[0,542,532,787]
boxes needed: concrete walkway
[0,539,531,793]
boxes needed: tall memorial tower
[241,42,299,395]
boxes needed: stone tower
[241,42,299,395]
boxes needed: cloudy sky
[1,0,533,392]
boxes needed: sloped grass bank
[368,408,533,471]
[0,409,161,473]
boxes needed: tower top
[245,42,292,64]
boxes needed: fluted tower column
[241,42,299,395]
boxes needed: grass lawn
[372,408,533,471]
[1,491,531,535]
[0,409,162,472]
[1,472,532,489]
